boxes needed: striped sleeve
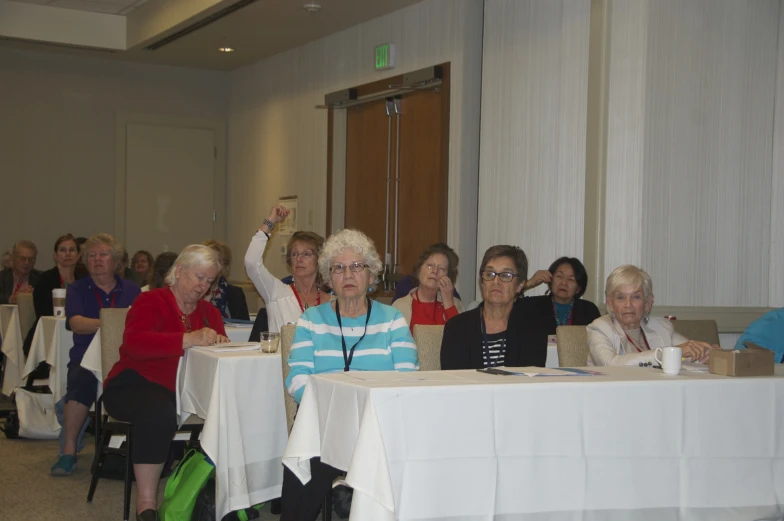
[285,315,317,403]
[389,310,419,371]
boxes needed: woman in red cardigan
[103,245,229,521]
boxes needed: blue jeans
[55,397,90,456]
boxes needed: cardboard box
[709,342,775,377]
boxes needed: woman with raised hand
[244,205,330,332]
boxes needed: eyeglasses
[290,251,315,260]
[481,271,517,283]
[330,262,369,274]
[425,263,447,274]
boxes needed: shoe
[50,455,77,476]
[136,509,158,521]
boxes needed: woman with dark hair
[244,205,330,332]
[131,250,154,288]
[32,234,82,318]
[393,243,463,332]
[143,252,178,292]
[440,245,547,370]
[524,257,601,332]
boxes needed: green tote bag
[159,449,215,521]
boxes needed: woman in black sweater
[441,246,548,369]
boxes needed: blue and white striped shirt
[286,300,419,403]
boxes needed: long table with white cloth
[0,304,26,396]
[283,365,784,521]
[177,346,288,520]
[22,316,70,401]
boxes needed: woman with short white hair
[587,265,717,366]
[282,229,418,521]
[102,244,229,521]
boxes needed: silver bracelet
[263,218,275,231]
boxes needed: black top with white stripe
[482,331,507,368]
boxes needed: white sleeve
[243,231,288,306]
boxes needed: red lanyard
[291,284,320,312]
[624,330,650,352]
[93,287,116,309]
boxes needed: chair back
[556,325,589,366]
[279,324,298,433]
[412,324,444,371]
[671,319,720,346]
[99,308,129,377]
[16,293,36,340]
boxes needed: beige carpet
[0,425,280,521]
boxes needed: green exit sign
[375,43,396,71]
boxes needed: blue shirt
[286,301,419,403]
[735,307,784,363]
[65,275,141,366]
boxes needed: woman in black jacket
[441,245,547,369]
[524,257,601,333]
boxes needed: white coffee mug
[52,288,67,317]
[654,346,682,375]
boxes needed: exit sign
[375,43,396,71]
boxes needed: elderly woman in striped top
[282,228,418,521]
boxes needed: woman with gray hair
[587,265,717,366]
[282,229,418,521]
[51,234,141,477]
[101,244,228,521]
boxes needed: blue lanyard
[335,298,372,372]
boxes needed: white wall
[477,0,591,295]
[604,0,783,307]
[226,0,484,299]
[0,49,227,269]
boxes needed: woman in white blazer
[587,265,717,366]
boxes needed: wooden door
[344,98,394,264]
[340,64,450,295]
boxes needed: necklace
[292,282,321,311]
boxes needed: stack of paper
[193,342,260,353]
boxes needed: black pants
[102,369,177,465]
[281,457,342,521]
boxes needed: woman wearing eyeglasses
[281,228,418,521]
[392,243,464,332]
[440,245,548,370]
[244,205,330,332]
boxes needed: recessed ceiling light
[218,47,235,53]
[303,2,321,13]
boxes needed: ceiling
[0,0,425,70]
[9,0,151,16]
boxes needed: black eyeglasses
[330,262,369,274]
[480,270,517,283]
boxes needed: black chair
[248,308,269,342]
[86,309,203,521]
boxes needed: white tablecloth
[22,316,71,401]
[178,347,288,520]
[0,305,25,396]
[80,324,256,389]
[284,366,784,521]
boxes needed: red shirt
[409,290,459,333]
[105,288,226,392]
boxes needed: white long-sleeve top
[243,231,303,333]
[587,314,688,366]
